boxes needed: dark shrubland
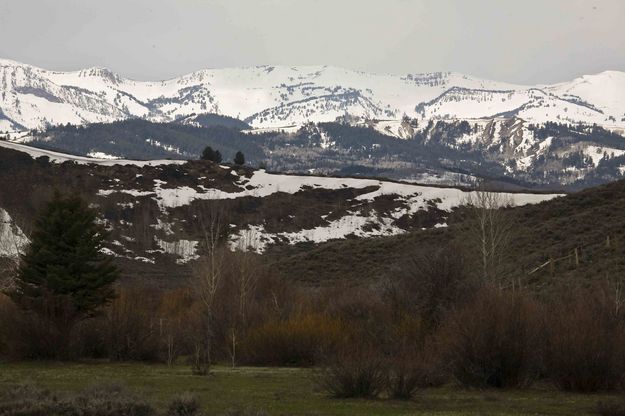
[441,286,543,389]
[4,247,625,399]
[315,341,388,398]
[3,186,625,410]
[544,283,625,392]
[241,312,343,366]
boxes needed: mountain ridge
[1,58,624,132]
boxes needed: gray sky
[0,0,623,84]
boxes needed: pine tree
[234,151,245,166]
[12,192,119,357]
[201,146,222,163]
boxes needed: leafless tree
[226,229,260,367]
[464,188,513,287]
[191,203,228,375]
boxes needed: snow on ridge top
[0,58,32,67]
[2,57,622,87]
[101,168,561,211]
[0,140,187,167]
[2,57,625,130]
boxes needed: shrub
[315,341,387,398]
[0,383,60,416]
[384,316,448,399]
[220,409,268,416]
[0,382,156,416]
[1,308,63,360]
[441,286,542,388]
[106,288,160,361]
[387,245,474,329]
[241,313,343,366]
[73,316,109,359]
[598,400,625,416]
[386,343,447,399]
[166,392,200,416]
[386,355,425,400]
[70,383,155,416]
[544,285,625,392]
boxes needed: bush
[0,308,63,360]
[598,400,625,416]
[386,355,425,400]
[441,286,542,388]
[166,392,200,416]
[544,285,625,392]
[70,383,155,416]
[241,313,343,366]
[106,288,160,361]
[315,341,387,398]
[0,382,156,416]
[386,343,447,399]
[387,245,474,329]
[0,383,60,416]
[220,409,268,416]
[383,316,448,399]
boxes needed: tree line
[201,146,245,166]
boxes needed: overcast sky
[0,0,623,84]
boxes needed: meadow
[0,362,621,416]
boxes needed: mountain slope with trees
[13,117,625,190]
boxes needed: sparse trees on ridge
[200,146,222,163]
[234,151,245,166]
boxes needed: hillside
[269,177,625,287]
[0,141,558,286]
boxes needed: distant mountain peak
[0,58,623,133]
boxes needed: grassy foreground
[0,362,619,416]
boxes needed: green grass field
[0,362,621,415]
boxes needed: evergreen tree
[234,151,245,166]
[12,192,119,357]
[201,146,222,163]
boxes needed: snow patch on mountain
[0,208,29,257]
[0,139,186,166]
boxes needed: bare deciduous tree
[226,229,260,367]
[191,203,229,375]
[464,188,513,287]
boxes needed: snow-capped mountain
[1,58,624,133]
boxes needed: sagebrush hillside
[270,177,625,286]
[0,142,557,285]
